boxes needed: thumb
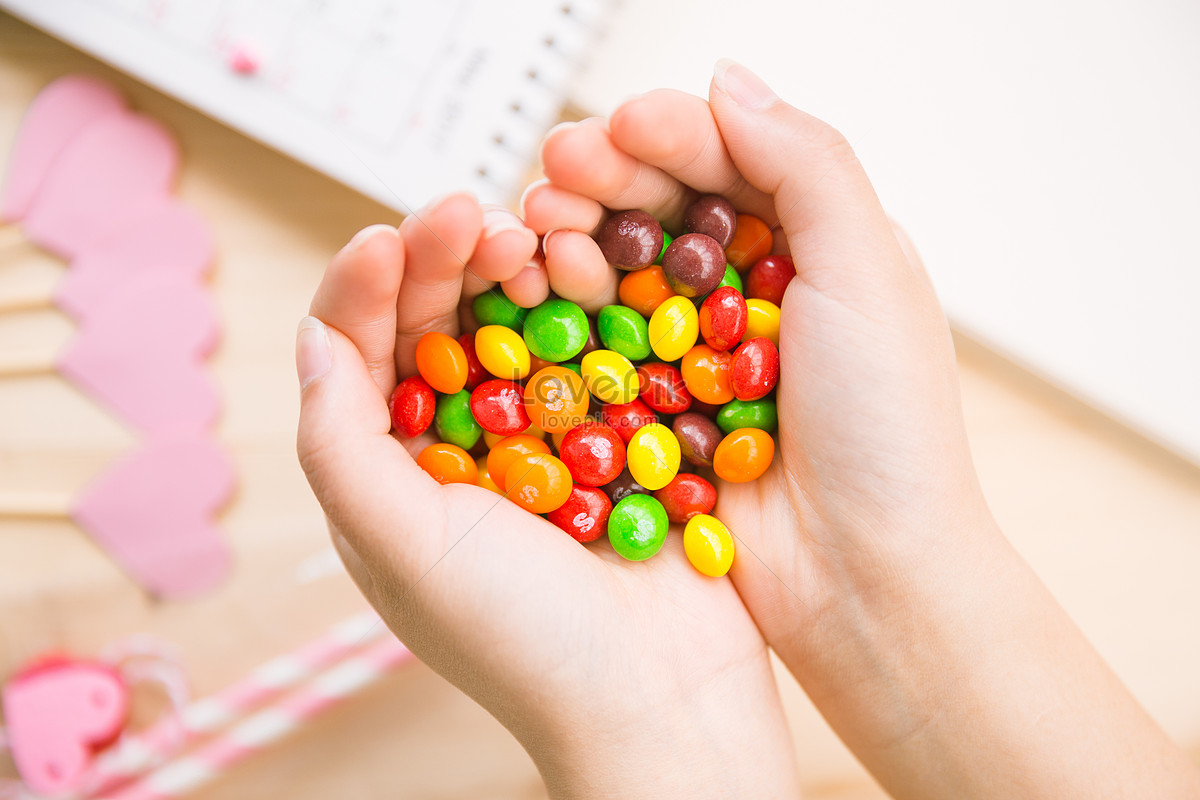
[709,60,906,290]
[295,315,444,570]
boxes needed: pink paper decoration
[0,74,126,223]
[21,112,180,258]
[1,659,129,795]
[72,438,235,598]
[58,273,220,436]
[55,197,215,320]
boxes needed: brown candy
[662,233,726,297]
[673,412,722,468]
[597,210,664,271]
[683,195,737,249]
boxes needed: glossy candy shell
[580,349,639,405]
[469,380,531,436]
[648,296,699,362]
[698,286,748,352]
[730,337,779,401]
[435,390,482,450]
[474,325,531,380]
[716,398,778,434]
[558,421,627,486]
[626,422,680,491]
[597,305,652,361]
[683,514,735,577]
[504,453,573,513]
[607,494,669,561]
[523,299,589,362]
[713,428,775,483]
[415,331,468,394]
[547,485,612,543]
[524,366,590,433]
[417,443,477,485]
[389,375,435,438]
[636,363,692,414]
[680,345,735,405]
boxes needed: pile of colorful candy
[389,194,793,578]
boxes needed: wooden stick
[0,351,55,377]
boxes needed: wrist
[518,645,801,799]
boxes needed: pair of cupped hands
[296,62,1198,799]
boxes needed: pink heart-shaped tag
[57,273,220,435]
[1,659,129,795]
[0,74,127,223]
[54,197,215,320]
[21,111,180,258]
[72,438,234,598]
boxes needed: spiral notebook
[1,0,607,210]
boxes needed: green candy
[655,231,674,265]
[716,398,778,435]
[435,390,482,449]
[473,291,528,332]
[608,494,669,561]
[597,305,652,362]
[561,362,583,377]
[523,299,589,362]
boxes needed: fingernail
[296,316,331,390]
[342,224,398,255]
[519,178,549,215]
[713,58,777,110]
[482,207,528,241]
[541,228,564,253]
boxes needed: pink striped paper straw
[81,611,389,796]
[100,637,413,800]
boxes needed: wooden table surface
[0,11,1196,799]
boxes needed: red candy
[654,473,717,524]
[745,255,795,307]
[469,379,530,435]
[458,333,488,390]
[729,337,780,401]
[600,399,657,443]
[697,286,748,352]
[636,363,692,415]
[558,420,626,486]
[389,375,435,437]
[547,484,612,542]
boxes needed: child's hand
[295,198,800,797]
[523,62,1199,799]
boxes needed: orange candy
[524,366,590,433]
[417,443,478,485]
[726,214,773,272]
[680,344,735,405]
[713,428,775,483]
[618,265,676,317]
[486,434,551,492]
[415,331,468,394]
[504,453,573,513]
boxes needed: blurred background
[0,1,1196,797]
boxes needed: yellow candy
[475,456,505,495]
[744,299,781,345]
[483,423,545,449]
[475,324,531,380]
[683,514,735,577]
[580,349,638,404]
[626,422,680,491]
[648,295,699,362]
